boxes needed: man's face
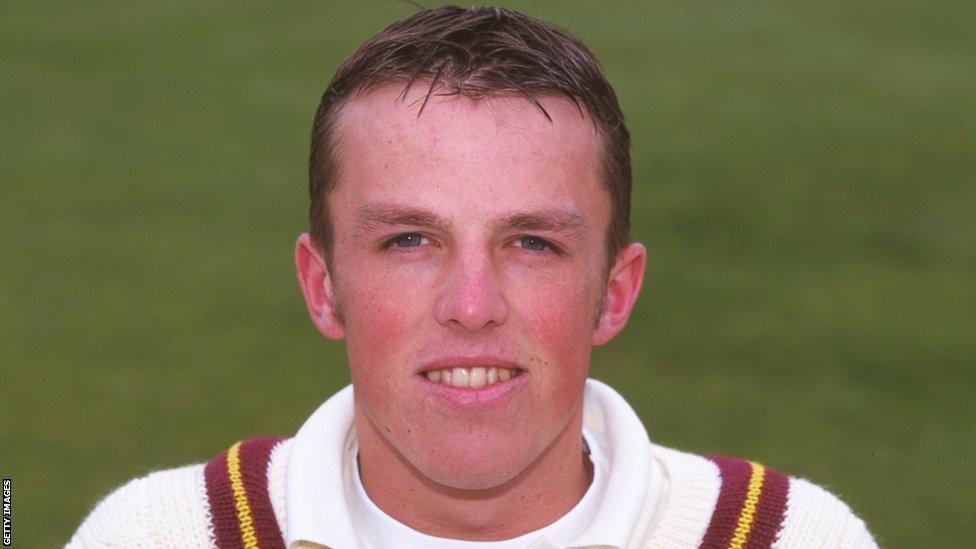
[312,85,623,489]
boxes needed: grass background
[2,1,973,546]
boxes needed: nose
[434,246,509,333]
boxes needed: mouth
[421,366,523,389]
[416,358,527,408]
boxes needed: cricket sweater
[68,381,877,548]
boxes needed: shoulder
[68,438,292,548]
[66,463,212,548]
[773,475,876,548]
[645,445,877,549]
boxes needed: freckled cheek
[341,268,430,374]
[509,271,598,359]
[510,276,594,425]
[343,299,417,423]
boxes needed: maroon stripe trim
[204,445,243,548]
[204,437,287,549]
[699,455,755,549]
[744,466,789,549]
[238,437,287,549]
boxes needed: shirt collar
[285,384,360,548]
[569,378,658,548]
[285,379,657,549]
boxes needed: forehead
[337,84,600,153]
[330,84,605,211]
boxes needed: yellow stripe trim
[727,461,766,549]
[226,441,260,549]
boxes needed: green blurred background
[2,1,973,546]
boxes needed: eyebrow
[497,209,585,236]
[354,202,585,238]
[355,203,451,237]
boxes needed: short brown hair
[309,5,631,268]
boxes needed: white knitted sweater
[68,439,876,548]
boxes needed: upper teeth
[425,367,514,388]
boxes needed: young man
[70,6,876,548]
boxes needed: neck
[355,407,592,541]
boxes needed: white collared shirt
[285,379,664,548]
[69,379,878,547]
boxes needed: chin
[411,438,539,491]
[420,459,528,491]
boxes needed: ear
[295,233,345,340]
[592,242,646,346]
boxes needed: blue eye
[393,234,424,248]
[518,236,548,251]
